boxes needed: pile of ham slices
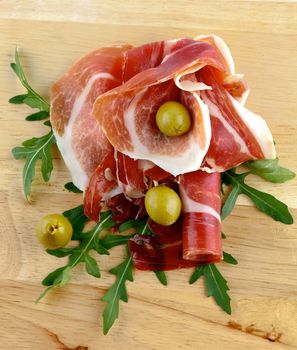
[50,35,275,270]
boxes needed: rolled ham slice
[179,170,222,263]
[129,219,197,271]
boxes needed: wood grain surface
[0,1,297,349]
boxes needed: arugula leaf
[102,249,133,335]
[189,264,231,314]
[204,264,231,314]
[63,205,89,237]
[10,48,56,199]
[9,94,27,104]
[64,182,83,193]
[10,48,49,113]
[38,211,115,301]
[100,234,134,249]
[12,128,55,199]
[221,185,240,220]
[189,265,204,284]
[46,247,74,257]
[222,171,293,224]
[85,255,101,278]
[245,158,295,183]
[25,110,49,121]
[154,271,168,286]
[240,183,293,224]
[223,251,238,265]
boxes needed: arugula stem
[69,212,112,268]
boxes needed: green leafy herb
[102,247,133,335]
[64,182,83,193]
[223,251,238,265]
[10,48,49,113]
[37,211,115,301]
[154,271,168,286]
[100,234,134,249]
[222,170,293,224]
[25,110,49,121]
[63,204,89,238]
[189,264,231,314]
[10,48,56,199]
[221,185,240,220]
[244,158,295,183]
[12,127,55,199]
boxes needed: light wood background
[0,1,297,349]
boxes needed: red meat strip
[179,170,222,263]
[129,219,197,271]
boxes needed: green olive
[36,214,73,249]
[156,101,191,137]
[145,185,182,226]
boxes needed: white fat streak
[105,185,122,199]
[124,91,211,176]
[162,39,180,57]
[55,72,116,190]
[179,185,221,221]
[174,80,212,92]
[124,89,150,155]
[228,93,276,159]
[195,34,235,74]
[201,158,226,173]
[223,73,250,106]
[174,63,212,92]
[202,93,251,155]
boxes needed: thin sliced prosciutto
[106,194,146,224]
[84,150,118,222]
[179,170,222,263]
[129,219,197,271]
[92,39,226,176]
[50,45,131,190]
[92,37,275,176]
[199,67,275,172]
[115,151,148,198]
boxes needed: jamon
[92,37,275,175]
[84,150,118,222]
[199,67,275,172]
[50,45,131,190]
[106,194,146,223]
[92,39,225,176]
[115,151,148,198]
[179,171,222,262]
[129,219,197,270]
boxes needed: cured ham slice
[179,170,222,263]
[196,34,249,105]
[50,45,131,190]
[106,194,146,223]
[144,164,171,181]
[129,219,197,271]
[84,150,118,222]
[115,151,148,198]
[199,67,275,172]
[93,39,226,176]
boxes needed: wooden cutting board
[0,1,296,349]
